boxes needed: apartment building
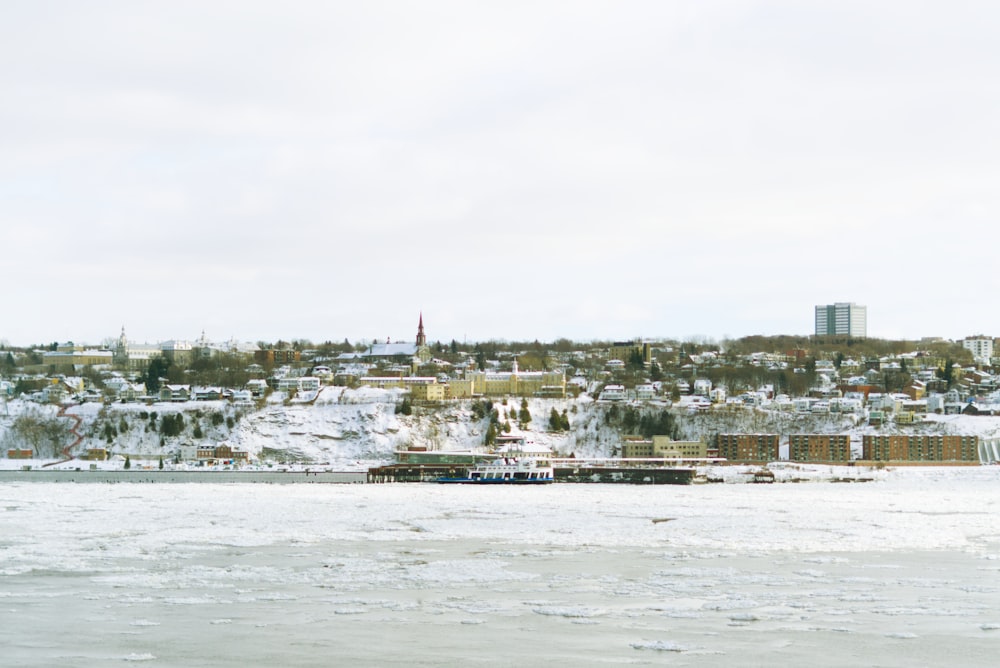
[815,302,867,338]
[789,434,851,462]
[716,433,780,462]
[862,435,979,462]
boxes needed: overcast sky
[3,1,999,348]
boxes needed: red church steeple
[416,312,426,347]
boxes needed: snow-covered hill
[3,388,1000,468]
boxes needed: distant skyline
[5,2,1000,347]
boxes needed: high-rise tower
[815,302,867,337]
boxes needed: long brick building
[862,435,979,462]
[789,434,851,462]
[716,434,779,462]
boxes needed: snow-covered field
[2,467,1000,666]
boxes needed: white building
[815,302,867,338]
[962,336,994,365]
[598,385,627,401]
[692,379,712,396]
[635,384,656,401]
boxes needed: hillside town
[3,312,1000,469]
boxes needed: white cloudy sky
[3,1,999,348]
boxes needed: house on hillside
[635,384,656,401]
[160,385,191,402]
[245,379,268,397]
[693,379,712,396]
[598,385,627,401]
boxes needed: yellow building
[42,350,114,367]
[621,435,707,459]
[464,360,565,398]
[448,379,476,399]
[410,383,447,402]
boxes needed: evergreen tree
[159,456,164,470]
[518,398,531,426]
[124,455,131,470]
[485,422,497,447]
[144,356,171,394]
[549,407,562,431]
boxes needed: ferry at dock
[437,456,554,484]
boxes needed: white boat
[437,456,554,484]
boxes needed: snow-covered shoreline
[5,387,1000,469]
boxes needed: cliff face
[4,386,1000,466]
[1,388,622,465]
[224,389,620,464]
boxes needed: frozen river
[3,468,1000,666]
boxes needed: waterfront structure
[815,302,867,338]
[789,434,851,462]
[862,434,979,462]
[717,434,780,462]
[621,435,707,459]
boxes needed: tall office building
[815,302,867,337]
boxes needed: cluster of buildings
[5,316,575,405]
[714,432,986,464]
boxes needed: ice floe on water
[3,468,1000,666]
[631,639,688,651]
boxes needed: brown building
[254,349,301,365]
[789,434,851,462]
[7,449,33,459]
[862,435,979,462]
[608,341,652,366]
[716,434,779,462]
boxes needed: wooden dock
[367,463,466,483]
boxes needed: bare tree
[4,409,72,457]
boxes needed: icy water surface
[3,469,1000,666]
